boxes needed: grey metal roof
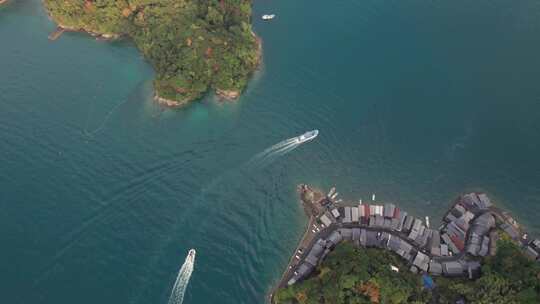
[467,243,479,256]
[369,216,376,227]
[462,193,482,211]
[320,214,333,227]
[477,193,492,209]
[429,230,441,249]
[399,240,413,253]
[451,204,466,218]
[443,261,464,276]
[375,215,384,227]
[388,236,401,252]
[305,254,319,266]
[416,230,430,248]
[445,213,457,223]
[429,261,443,275]
[327,230,343,245]
[297,263,314,277]
[339,228,352,241]
[310,242,325,258]
[413,251,430,272]
[351,207,359,222]
[412,218,423,231]
[403,215,414,232]
[360,229,367,246]
[366,231,378,247]
[391,218,400,231]
[441,244,449,256]
[352,228,360,241]
[467,232,481,256]
[478,236,490,256]
[419,226,426,238]
[397,211,408,231]
[384,203,395,218]
[343,207,352,223]
[408,229,418,242]
[470,213,495,237]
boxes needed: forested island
[43,0,261,106]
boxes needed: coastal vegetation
[43,0,260,105]
[274,243,431,304]
[437,239,540,304]
[274,240,540,304]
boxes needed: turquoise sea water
[2,0,540,303]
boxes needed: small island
[270,185,540,303]
[43,0,261,106]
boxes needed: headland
[42,0,261,107]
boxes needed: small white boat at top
[262,14,275,20]
[296,130,319,144]
[187,249,196,262]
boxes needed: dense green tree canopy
[274,243,431,304]
[437,240,540,304]
[275,240,540,304]
[44,0,259,103]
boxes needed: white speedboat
[296,130,319,143]
[262,14,275,20]
[187,249,196,261]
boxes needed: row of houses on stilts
[286,190,540,287]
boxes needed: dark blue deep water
[2,0,540,303]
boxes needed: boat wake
[168,249,196,304]
[246,130,318,170]
[83,97,129,138]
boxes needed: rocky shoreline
[0,0,9,6]
[215,88,240,100]
[153,91,191,108]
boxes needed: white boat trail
[246,130,318,170]
[83,97,129,138]
[168,249,196,304]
